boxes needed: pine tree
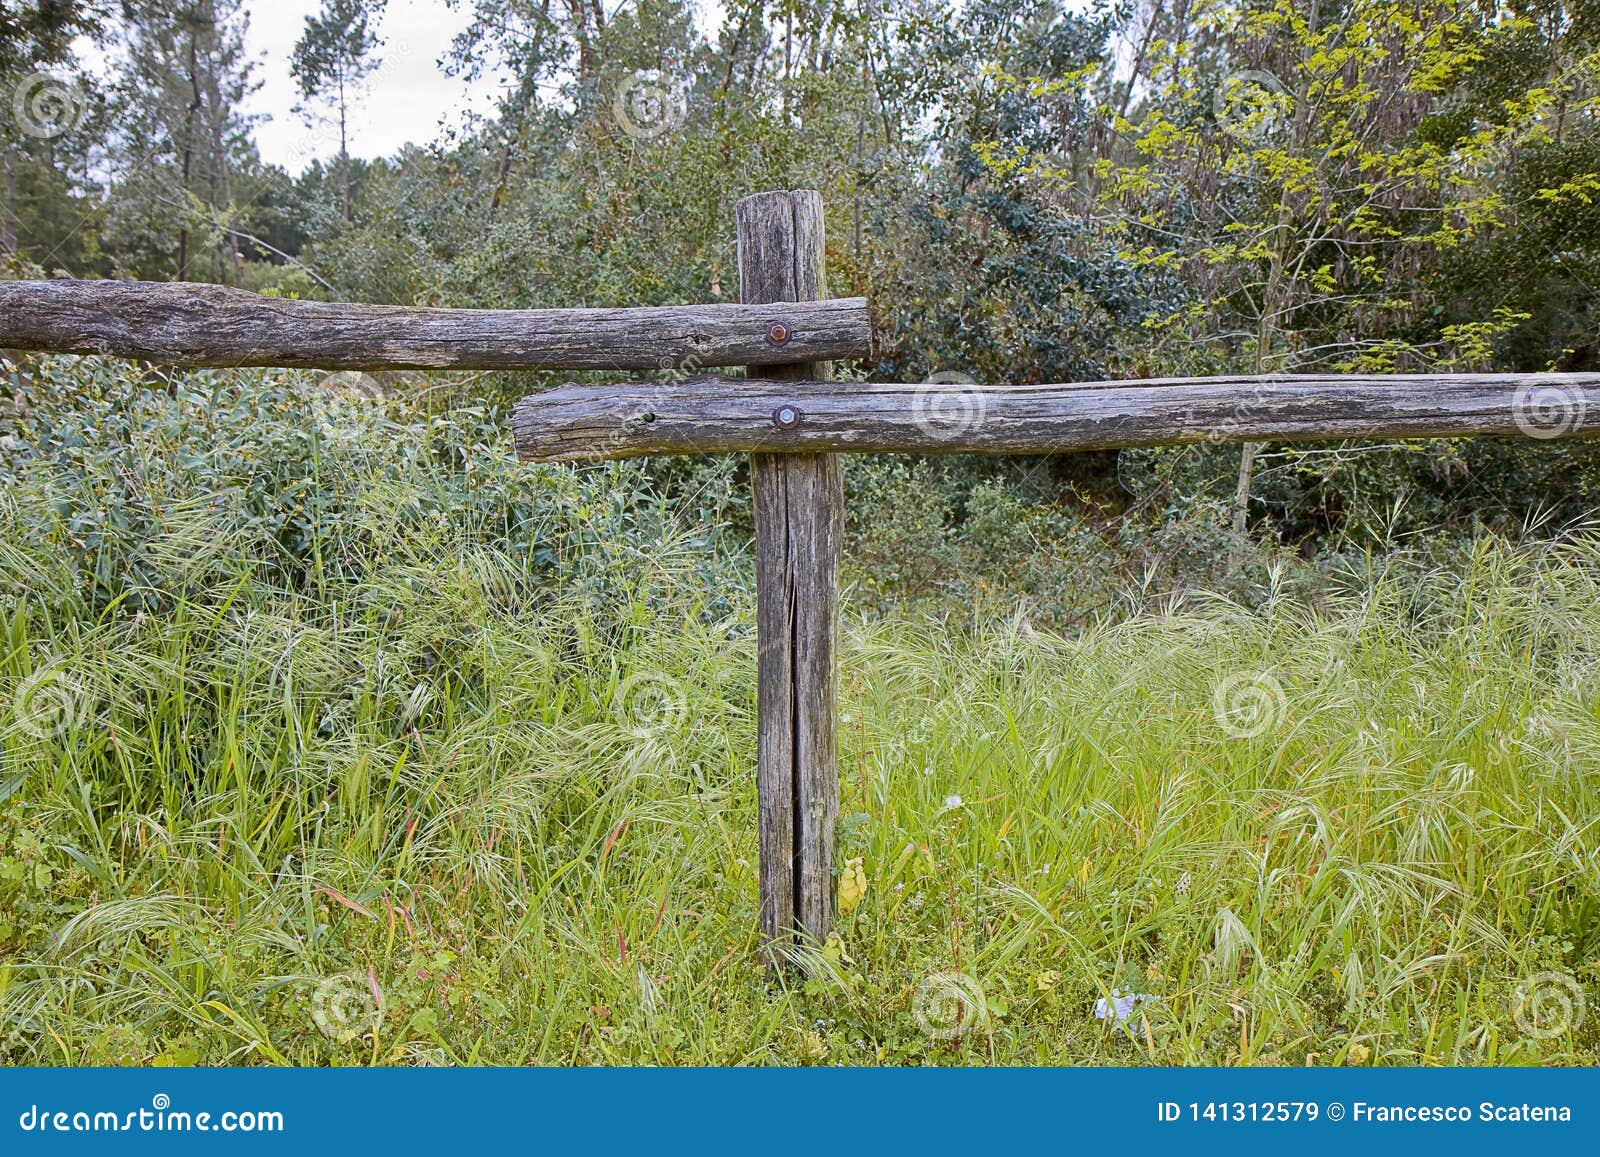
[109,0,258,281]
[291,0,384,222]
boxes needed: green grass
[0,359,1595,1066]
[3,530,1599,1065]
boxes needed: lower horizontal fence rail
[512,372,1600,462]
[0,280,873,372]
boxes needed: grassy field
[1,364,1598,1065]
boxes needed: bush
[0,356,749,622]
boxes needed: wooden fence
[4,188,1598,966]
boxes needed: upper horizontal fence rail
[0,280,874,372]
[511,373,1600,461]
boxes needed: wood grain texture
[513,373,1600,460]
[739,190,842,962]
[0,279,872,371]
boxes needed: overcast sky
[243,0,497,173]
[242,0,724,173]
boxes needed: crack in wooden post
[737,190,841,967]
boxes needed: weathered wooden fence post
[737,190,842,962]
[16,248,1600,971]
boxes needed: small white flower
[943,794,963,810]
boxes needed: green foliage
[8,0,1600,1073]
[0,357,747,619]
[3,457,1599,1062]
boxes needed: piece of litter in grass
[1094,988,1157,1023]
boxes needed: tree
[108,0,259,282]
[989,0,1596,534]
[1,1,99,263]
[291,0,385,221]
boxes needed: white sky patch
[244,0,498,173]
[246,0,727,173]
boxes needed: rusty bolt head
[771,404,802,430]
[766,322,791,346]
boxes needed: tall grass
[3,539,1598,1064]
[1,359,1596,1065]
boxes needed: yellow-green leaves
[838,856,868,916]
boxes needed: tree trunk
[178,33,202,282]
[2,141,17,259]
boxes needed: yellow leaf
[1033,970,1061,992]
[838,856,867,915]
